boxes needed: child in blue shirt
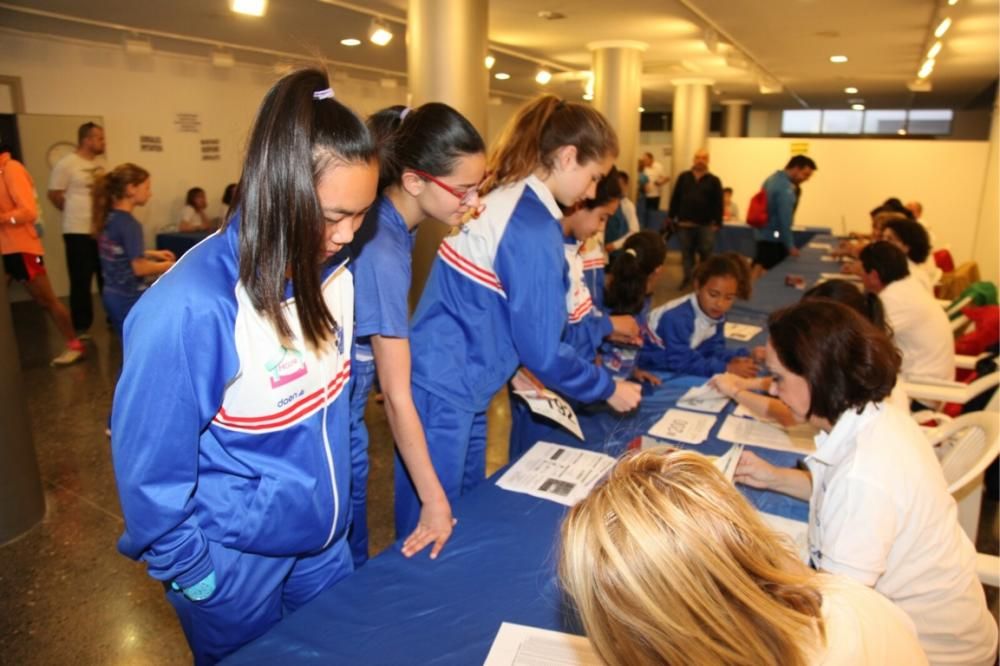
[639,254,763,377]
[95,163,174,337]
[349,103,485,564]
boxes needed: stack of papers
[496,442,615,506]
[647,408,717,445]
[676,384,730,413]
[484,623,600,666]
[723,322,763,341]
[716,415,816,454]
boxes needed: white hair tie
[313,88,334,100]
[625,248,638,257]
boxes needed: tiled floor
[0,251,996,664]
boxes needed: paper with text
[496,442,615,507]
[647,409,717,445]
[807,242,833,250]
[677,384,730,413]
[484,622,601,666]
[713,443,744,482]
[723,322,763,342]
[716,415,816,454]
[514,390,584,440]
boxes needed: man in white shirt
[859,241,954,385]
[48,122,107,337]
[640,152,668,216]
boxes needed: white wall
[971,99,998,285]
[1,30,407,298]
[706,136,990,265]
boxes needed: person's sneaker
[51,347,84,367]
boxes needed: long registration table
[226,374,809,665]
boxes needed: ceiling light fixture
[582,93,593,101]
[927,41,942,59]
[368,18,393,46]
[918,59,936,79]
[897,128,908,135]
[230,0,266,17]
[535,69,552,85]
[844,86,858,94]
[829,55,848,63]
[851,103,865,111]
[494,72,511,80]
[934,17,952,38]
[340,38,361,47]
[484,54,496,70]
[947,0,958,5]
[638,106,645,113]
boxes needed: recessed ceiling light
[484,54,496,70]
[638,106,645,113]
[535,70,552,85]
[537,10,566,20]
[368,18,393,46]
[927,42,943,59]
[897,128,908,135]
[947,0,958,5]
[230,0,266,16]
[340,38,361,47]
[934,17,952,38]
[494,72,511,80]
[582,94,593,101]
[918,59,936,79]
[844,86,858,94]
[830,55,848,63]
[851,103,865,111]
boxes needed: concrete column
[407,0,489,309]
[670,78,713,194]
[720,99,750,137]
[0,275,45,545]
[588,40,648,199]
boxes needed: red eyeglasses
[410,169,483,207]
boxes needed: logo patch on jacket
[266,347,308,389]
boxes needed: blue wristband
[171,571,216,602]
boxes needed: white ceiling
[1,0,996,111]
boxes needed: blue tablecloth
[156,231,213,258]
[645,211,830,257]
[226,374,808,665]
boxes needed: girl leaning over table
[401,95,643,537]
[734,300,997,666]
[347,102,486,564]
[110,69,379,664]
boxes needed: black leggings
[63,233,103,332]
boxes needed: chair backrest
[925,411,1000,494]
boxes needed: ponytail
[605,230,666,315]
[368,102,485,193]
[91,163,150,237]
[482,95,618,195]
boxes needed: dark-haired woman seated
[735,301,997,666]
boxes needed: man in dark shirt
[668,149,723,288]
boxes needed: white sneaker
[51,347,84,367]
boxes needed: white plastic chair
[903,371,999,407]
[924,411,1000,542]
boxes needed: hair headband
[313,88,335,100]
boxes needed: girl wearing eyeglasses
[400,96,642,538]
[348,103,486,565]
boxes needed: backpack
[746,187,768,229]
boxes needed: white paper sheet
[807,242,833,250]
[819,272,861,282]
[647,408,717,445]
[484,622,601,666]
[713,443,744,482]
[716,415,816,454]
[676,384,730,413]
[496,442,615,507]
[760,511,810,564]
[513,390,584,440]
[723,322,763,341]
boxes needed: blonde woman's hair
[481,94,618,195]
[92,163,150,236]
[559,448,825,666]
